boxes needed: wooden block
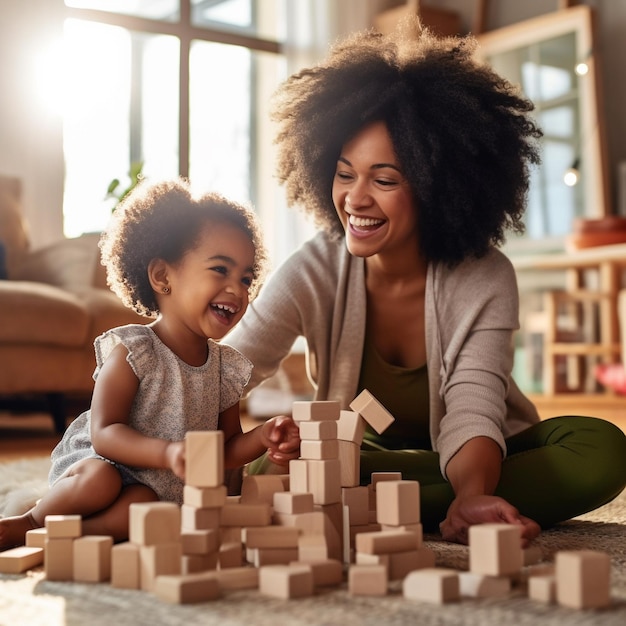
[298,534,329,562]
[220,527,242,543]
[182,552,218,574]
[250,547,299,567]
[338,440,360,488]
[523,545,543,566]
[73,535,113,583]
[348,564,388,596]
[181,529,220,555]
[258,564,314,599]
[45,514,82,539]
[25,527,47,549]
[380,523,423,548]
[240,474,286,505]
[359,546,434,579]
[291,559,343,587]
[45,537,74,581]
[279,510,324,534]
[376,480,420,526]
[292,400,340,422]
[213,566,259,590]
[180,504,220,531]
[350,523,382,545]
[349,390,394,434]
[0,546,44,574]
[370,472,403,490]
[556,550,611,609]
[220,503,272,527]
[129,502,181,545]
[389,548,435,581]
[183,485,227,509]
[337,410,366,445]
[298,420,338,441]
[414,546,437,569]
[355,530,420,555]
[154,572,220,604]
[243,525,300,549]
[342,504,352,564]
[300,439,339,460]
[459,571,511,598]
[403,568,460,604]
[111,542,140,589]
[288,459,309,494]
[185,430,224,487]
[468,524,523,576]
[276,509,341,560]
[307,459,342,505]
[139,543,182,592]
[342,485,374,527]
[317,502,344,562]
[273,491,315,515]
[218,542,243,568]
[356,552,390,569]
[528,572,556,604]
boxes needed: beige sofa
[0,175,147,432]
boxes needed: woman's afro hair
[270,16,542,265]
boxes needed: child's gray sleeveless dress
[48,324,252,505]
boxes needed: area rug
[1,458,625,626]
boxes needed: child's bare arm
[90,344,184,477]
[220,405,301,468]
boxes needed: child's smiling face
[166,220,256,341]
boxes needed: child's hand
[164,441,186,480]
[261,415,301,466]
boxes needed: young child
[0,178,300,549]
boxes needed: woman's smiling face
[332,120,418,260]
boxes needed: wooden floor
[528,393,626,433]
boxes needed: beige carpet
[1,459,625,626]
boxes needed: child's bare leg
[0,458,122,550]
[82,483,158,542]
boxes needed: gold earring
[162,286,170,294]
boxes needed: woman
[226,19,626,545]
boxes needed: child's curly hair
[271,17,542,265]
[99,178,268,317]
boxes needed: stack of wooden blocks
[0,389,615,610]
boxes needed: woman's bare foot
[0,513,38,550]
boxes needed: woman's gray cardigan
[225,232,539,477]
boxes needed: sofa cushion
[0,281,89,346]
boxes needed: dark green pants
[359,416,626,531]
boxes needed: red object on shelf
[595,363,626,395]
[567,216,626,250]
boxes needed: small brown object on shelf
[567,216,626,250]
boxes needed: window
[62,0,287,255]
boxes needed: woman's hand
[439,494,541,547]
[260,415,301,466]
[164,440,186,480]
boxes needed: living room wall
[1,0,625,251]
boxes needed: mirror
[476,5,610,254]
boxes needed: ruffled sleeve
[216,342,253,412]
[93,324,156,381]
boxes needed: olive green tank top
[357,333,431,451]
